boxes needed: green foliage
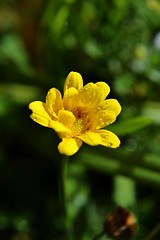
[0,0,160,239]
[107,116,153,136]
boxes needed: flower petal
[29,101,52,127]
[78,83,100,109]
[78,132,102,146]
[58,110,75,129]
[90,110,116,130]
[49,121,71,138]
[64,71,83,92]
[97,99,121,116]
[45,88,63,117]
[98,129,120,148]
[78,82,110,109]
[58,138,82,156]
[95,82,110,100]
[63,87,79,110]
[78,130,120,148]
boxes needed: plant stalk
[59,155,70,238]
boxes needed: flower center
[70,108,91,137]
[71,118,84,136]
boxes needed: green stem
[142,223,160,240]
[59,155,69,236]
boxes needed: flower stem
[59,155,69,237]
[142,223,160,240]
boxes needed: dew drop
[99,118,105,126]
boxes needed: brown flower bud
[104,206,137,240]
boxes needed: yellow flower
[29,71,121,156]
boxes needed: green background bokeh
[0,0,160,239]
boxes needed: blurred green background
[0,0,160,239]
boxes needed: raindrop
[124,138,137,152]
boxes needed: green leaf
[107,116,153,136]
[0,34,29,68]
[50,6,69,37]
[77,149,160,187]
[113,175,136,207]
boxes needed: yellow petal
[29,101,52,127]
[30,113,50,127]
[58,138,82,156]
[58,110,75,129]
[98,129,120,148]
[63,87,79,110]
[49,121,71,138]
[78,82,110,109]
[63,71,83,92]
[95,82,110,100]
[78,132,102,146]
[97,99,121,116]
[79,130,120,148]
[90,110,116,130]
[45,88,63,117]
[78,83,100,108]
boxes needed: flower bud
[104,206,137,240]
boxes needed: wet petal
[58,110,75,129]
[98,129,120,148]
[29,101,52,127]
[58,138,82,156]
[49,121,71,138]
[78,83,100,108]
[63,87,79,110]
[97,99,121,116]
[78,130,120,148]
[46,88,63,117]
[78,132,102,146]
[95,82,110,100]
[90,110,116,130]
[64,71,83,92]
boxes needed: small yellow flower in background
[29,72,121,156]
